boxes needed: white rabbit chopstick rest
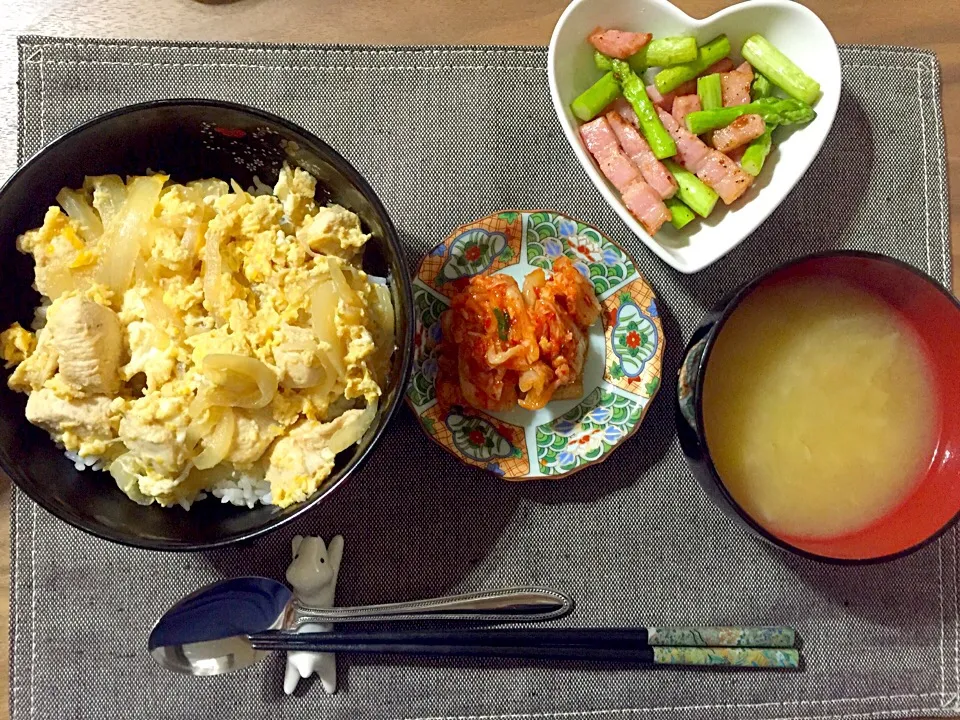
[283,534,344,694]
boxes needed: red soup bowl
[676,251,960,563]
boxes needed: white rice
[63,449,107,472]
[31,296,51,331]
[211,470,272,509]
[62,449,271,509]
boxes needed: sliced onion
[309,281,345,374]
[193,408,236,470]
[328,258,359,307]
[371,283,396,384]
[56,188,103,241]
[298,233,321,257]
[185,406,218,452]
[41,264,78,300]
[202,229,222,319]
[143,289,183,330]
[95,175,165,298]
[183,220,208,259]
[281,363,325,390]
[108,454,153,506]
[84,174,127,227]
[327,400,378,454]
[201,353,278,409]
[312,353,339,398]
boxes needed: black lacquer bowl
[0,100,413,550]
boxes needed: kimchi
[436,256,601,412]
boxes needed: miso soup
[702,278,939,540]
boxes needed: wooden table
[0,0,955,716]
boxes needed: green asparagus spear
[740,125,773,176]
[571,72,621,122]
[594,51,613,72]
[741,35,821,105]
[685,96,815,134]
[665,197,697,229]
[663,160,718,217]
[736,75,778,176]
[629,36,698,72]
[751,72,774,100]
[653,35,731,94]
[611,60,677,160]
[697,73,723,111]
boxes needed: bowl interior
[0,101,412,550]
[701,254,960,561]
[549,0,842,273]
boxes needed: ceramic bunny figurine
[283,534,344,694]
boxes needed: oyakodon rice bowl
[1,164,395,511]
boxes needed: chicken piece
[672,94,702,125]
[606,108,678,199]
[47,295,122,395]
[273,165,318,226]
[265,409,368,507]
[588,28,651,59]
[226,409,284,467]
[296,204,370,259]
[272,325,324,389]
[709,114,766,153]
[657,108,754,204]
[25,387,119,443]
[119,393,191,476]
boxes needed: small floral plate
[406,210,665,480]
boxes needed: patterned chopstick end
[646,626,796,648]
[652,647,801,669]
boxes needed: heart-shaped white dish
[548,0,841,273]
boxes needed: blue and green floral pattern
[407,210,664,480]
[610,298,658,378]
[437,228,508,284]
[407,283,449,408]
[651,647,800,668]
[536,388,644,475]
[447,410,521,462]
[524,211,635,295]
[647,626,796,648]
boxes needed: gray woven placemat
[9,37,953,720]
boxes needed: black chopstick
[248,633,799,668]
[250,626,795,649]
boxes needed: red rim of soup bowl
[692,251,960,563]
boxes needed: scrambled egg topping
[1,166,394,509]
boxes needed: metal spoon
[148,577,574,676]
